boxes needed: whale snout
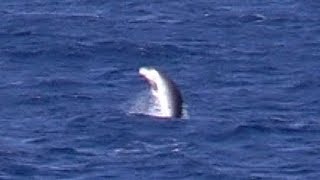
[139,67,158,91]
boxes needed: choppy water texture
[1,1,320,179]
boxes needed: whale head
[139,66,183,118]
[139,67,161,93]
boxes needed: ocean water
[1,1,320,179]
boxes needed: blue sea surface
[1,1,320,179]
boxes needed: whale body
[139,67,183,118]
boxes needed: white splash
[127,90,188,119]
[128,90,163,117]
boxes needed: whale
[139,67,183,118]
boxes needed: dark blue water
[1,1,320,179]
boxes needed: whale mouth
[140,74,158,91]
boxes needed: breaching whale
[139,67,183,118]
